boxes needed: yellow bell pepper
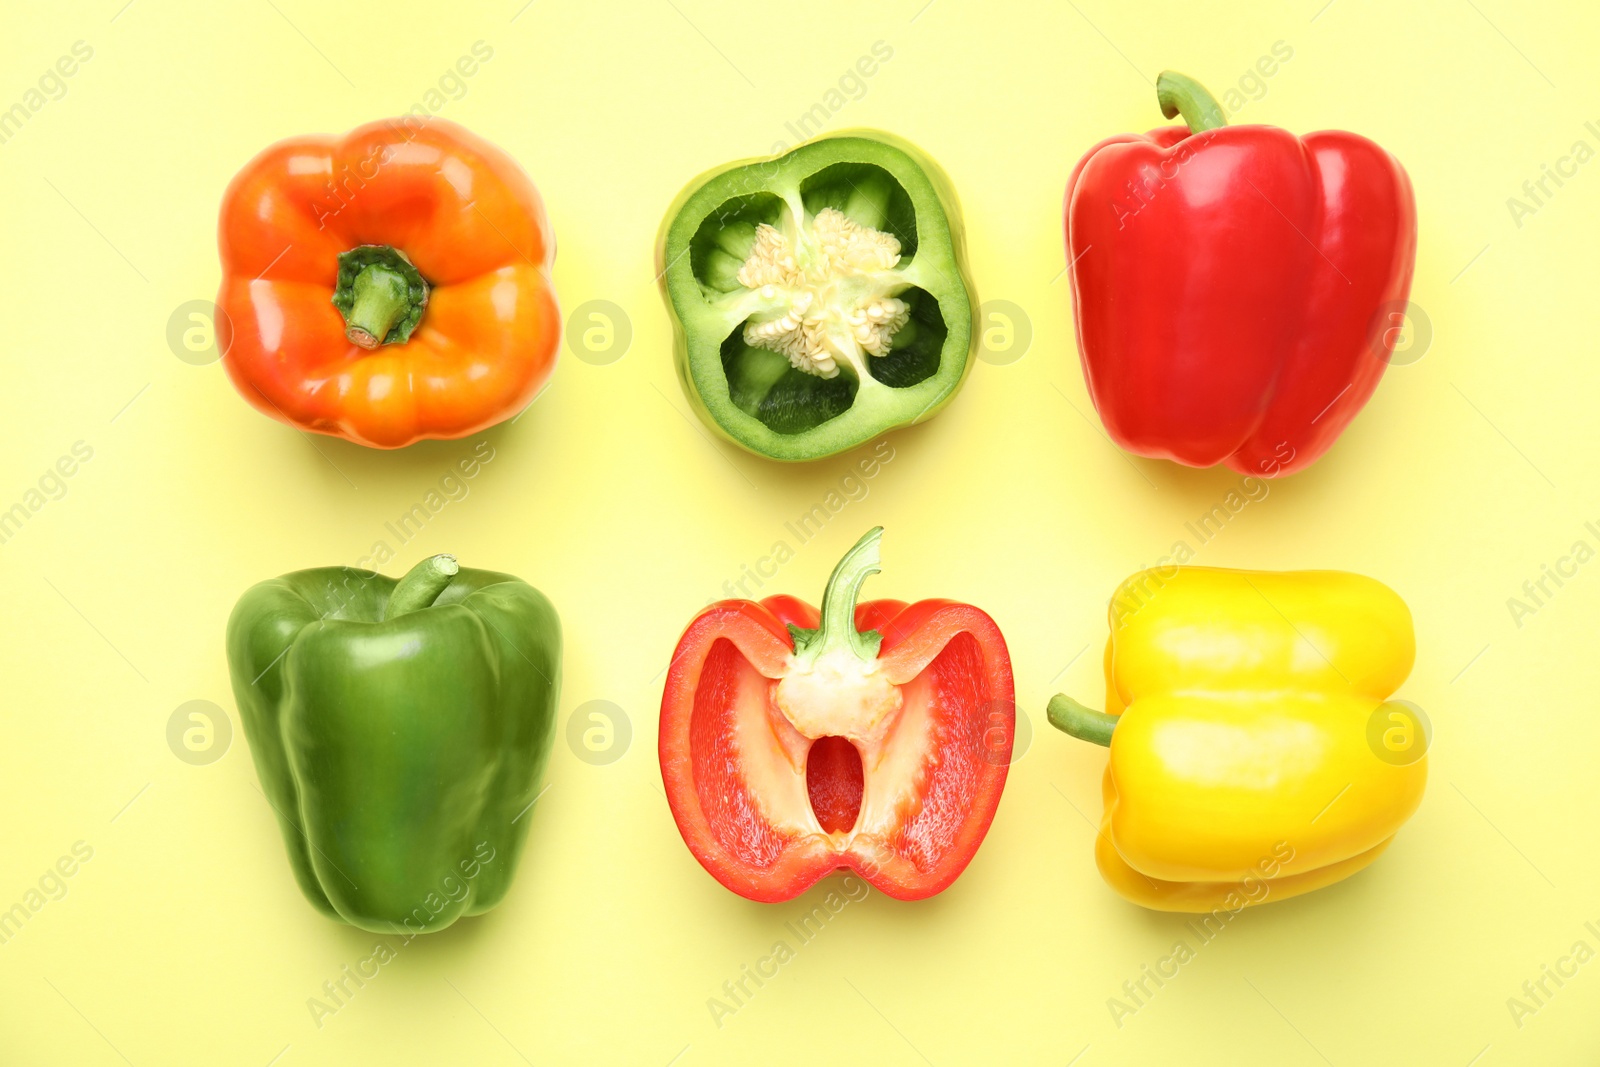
[1048,567,1428,913]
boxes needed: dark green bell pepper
[225,554,560,934]
[658,130,977,461]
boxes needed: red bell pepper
[658,529,1014,901]
[1065,72,1417,476]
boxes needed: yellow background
[3,0,1597,1063]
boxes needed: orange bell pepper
[216,118,560,448]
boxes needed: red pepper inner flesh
[889,631,987,871]
[806,736,864,834]
[690,638,790,869]
[688,630,991,877]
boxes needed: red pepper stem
[789,527,885,663]
[386,554,459,619]
[1046,694,1117,747]
[1156,71,1228,134]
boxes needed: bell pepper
[658,528,1013,900]
[1046,567,1427,912]
[217,118,561,448]
[657,132,976,461]
[225,554,561,932]
[1065,72,1417,476]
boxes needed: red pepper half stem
[385,554,458,619]
[788,527,885,663]
[1046,694,1117,747]
[1156,71,1228,134]
[332,244,431,349]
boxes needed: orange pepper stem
[345,265,410,349]
[332,244,430,349]
[1046,694,1116,747]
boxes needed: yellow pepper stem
[1046,694,1117,747]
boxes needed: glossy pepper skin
[1065,72,1417,476]
[226,555,561,933]
[217,118,560,448]
[1047,567,1427,913]
[659,529,1013,901]
[658,132,976,461]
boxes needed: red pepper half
[1065,72,1417,476]
[659,529,1014,901]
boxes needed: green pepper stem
[1156,71,1228,134]
[386,554,459,618]
[788,527,885,663]
[1046,694,1118,747]
[331,244,430,349]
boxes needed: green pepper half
[225,554,561,934]
[658,131,977,461]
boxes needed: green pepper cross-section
[225,554,561,934]
[658,131,978,461]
